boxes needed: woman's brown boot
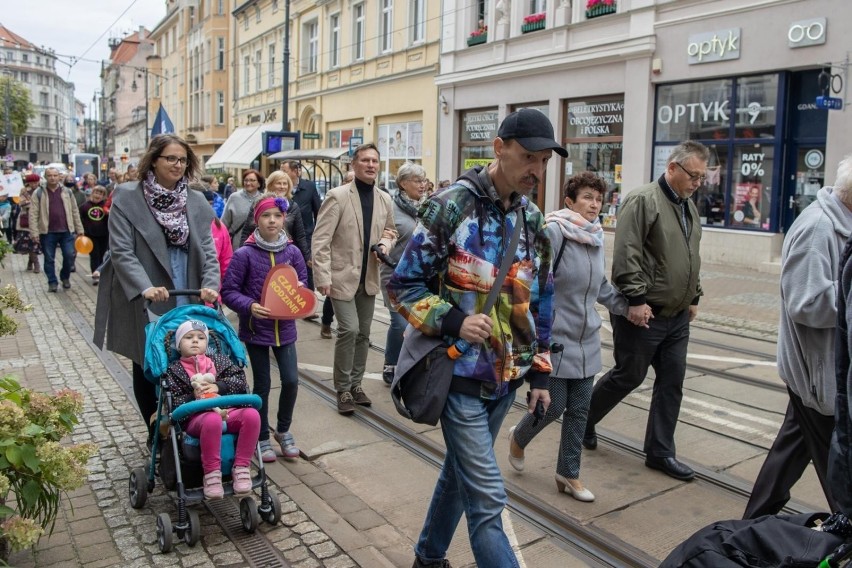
[31,254,40,274]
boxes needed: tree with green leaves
[0,76,35,142]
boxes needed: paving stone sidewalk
[0,254,360,568]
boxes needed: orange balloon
[75,236,94,255]
[11,196,20,204]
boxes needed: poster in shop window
[732,183,764,228]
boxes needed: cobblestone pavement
[1,253,359,568]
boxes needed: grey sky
[2,0,165,111]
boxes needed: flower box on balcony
[467,34,487,46]
[586,3,617,19]
[521,20,546,33]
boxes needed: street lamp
[131,70,149,148]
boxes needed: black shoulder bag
[391,210,524,425]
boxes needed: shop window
[730,144,774,230]
[327,128,364,150]
[378,121,423,190]
[459,108,498,172]
[655,79,732,142]
[564,96,624,222]
[693,146,728,227]
[734,75,778,139]
[654,74,781,232]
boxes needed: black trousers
[132,362,159,440]
[743,388,837,519]
[586,309,690,457]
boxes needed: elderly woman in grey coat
[379,162,428,385]
[507,172,634,502]
[94,134,220,442]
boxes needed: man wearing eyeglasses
[583,140,707,481]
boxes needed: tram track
[294,367,658,568]
[354,316,809,516]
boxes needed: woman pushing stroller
[165,319,261,500]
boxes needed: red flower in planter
[587,0,616,8]
[523,12,546,24]
[469,25,487,38]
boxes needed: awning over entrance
[268,148,349,161]
[205,124,279,170]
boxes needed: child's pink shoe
[203,471,224,499]
[232,466,252,495]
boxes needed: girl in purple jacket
[221,196,307,462]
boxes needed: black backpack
[660,513,849,568]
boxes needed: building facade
[437,0,852,266]
[148,0,233,167]
[100,27,154,170]
[210,0,440,188]
[0,24,75,168]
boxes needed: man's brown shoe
[320,324,332,339]
[337,391,355,415]
[351,385,372,406]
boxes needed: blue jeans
[245,342,299,440]
[384,308,407,366]
[40,231,75,285]
[415,391,519,567]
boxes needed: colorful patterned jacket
[387,166,553,398]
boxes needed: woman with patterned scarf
[378,162,429,385]
[507,172,633,503]
[94,134,220,444]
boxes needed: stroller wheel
[156,512,173,553]
[239,497,259,533]
[129,468,148,509]
[261,491,282,525]
[184,509,201,547]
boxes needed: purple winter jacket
[221,239,307,347]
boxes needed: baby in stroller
[165,319,261,499]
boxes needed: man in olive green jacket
[584,140,706,481]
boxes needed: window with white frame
[255,50,262,90]
[272,0,279,13]
[218,0,224,15]
[255,6,261,22]
[380,0,393,53]
[268,44,276,86]
[330,13,340,68]
[529,0,545,13]
[306,22,318,73]
[243,56,250,94]
[353,4,365,61]
[216,91,224,124]
[410,0,425,44]
[217,38,225,70]
[243,14,248,30]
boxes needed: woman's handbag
[18,212,28,229]
[390,212,524,425]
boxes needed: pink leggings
[185,408,261,474]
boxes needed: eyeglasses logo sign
[788,18,826,48]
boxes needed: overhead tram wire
[52,0,480,95]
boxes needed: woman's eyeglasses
[159,155,188,166]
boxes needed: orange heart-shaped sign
[259,264,317,319]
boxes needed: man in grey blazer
[312,143,396,415]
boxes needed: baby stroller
[127,291,282,553]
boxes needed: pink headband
[253,197,289,224]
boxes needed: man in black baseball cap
[393,107,563,568]
[497,108,568,158]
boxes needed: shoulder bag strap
[481,209,524,314]
[552,236,568,277]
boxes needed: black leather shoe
[645,456,694,481]
[582,427,597,450]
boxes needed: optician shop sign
[687,28,740,65]
[788,17,826,48]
